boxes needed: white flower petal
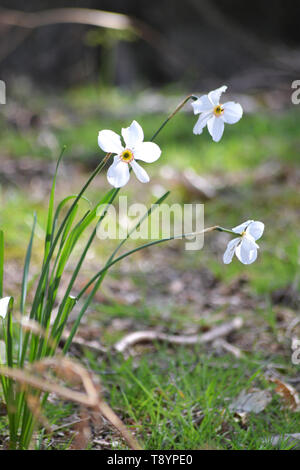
[235,237,258,264]
[191,95,213,114]
[222,101,243,124]
[107,157,130,188]
[134,142,161,163]
[207,116,225,142]
[130,160,150,183]
[208,85,227,106]
[0,297,12,319]
[246,221,264,241]
[98,130,123,154]
[232,220,254,235]
[122,120,144,148]
[193,112,213,135]
[223,238,240,264]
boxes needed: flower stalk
[150,94,198,142]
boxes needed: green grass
[85,346,300,450]
[5,344,283,451]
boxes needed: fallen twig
[114,317,243,353]
[212,338,244,358]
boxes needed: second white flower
[191,85,243,142]
[223,220,265,265]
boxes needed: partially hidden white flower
[0,296,12,319]
[223,220,264,265]
[191,85,243,142]
[98,120,161,188]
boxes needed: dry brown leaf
[270,377,300,411]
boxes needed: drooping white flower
[191,85,243,142]
[98,120,161,188]
[223,220,264,265]
[0,297,12,319]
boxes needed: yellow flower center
[213,105,224,116]
[241,230,246,237]
[121,149,134,163]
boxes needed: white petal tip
[0,297,12,319]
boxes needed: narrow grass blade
[19,213,37,363]
[43,146,66,264]
[48,190,114,315]
[52,195,91,237]
[1,296,17,448]
[20,213,37,315]
[49,189,118,343]
[48,295,77,353]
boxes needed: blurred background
[0,1,299,353]
[0,0,299,91]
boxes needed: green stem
[215,227,237,236]
[77,226,221,301]
[150,94,197,142]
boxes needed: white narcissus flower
[191,85,243,142]
[223,220,264,265]
[98,120,161,188]
[0,297,12,319]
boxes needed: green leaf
[49,295,77,352]
[49,189,117,338]
[52,195,91,240]
[3,297,14,368]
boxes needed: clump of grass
[87,346,299,450]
